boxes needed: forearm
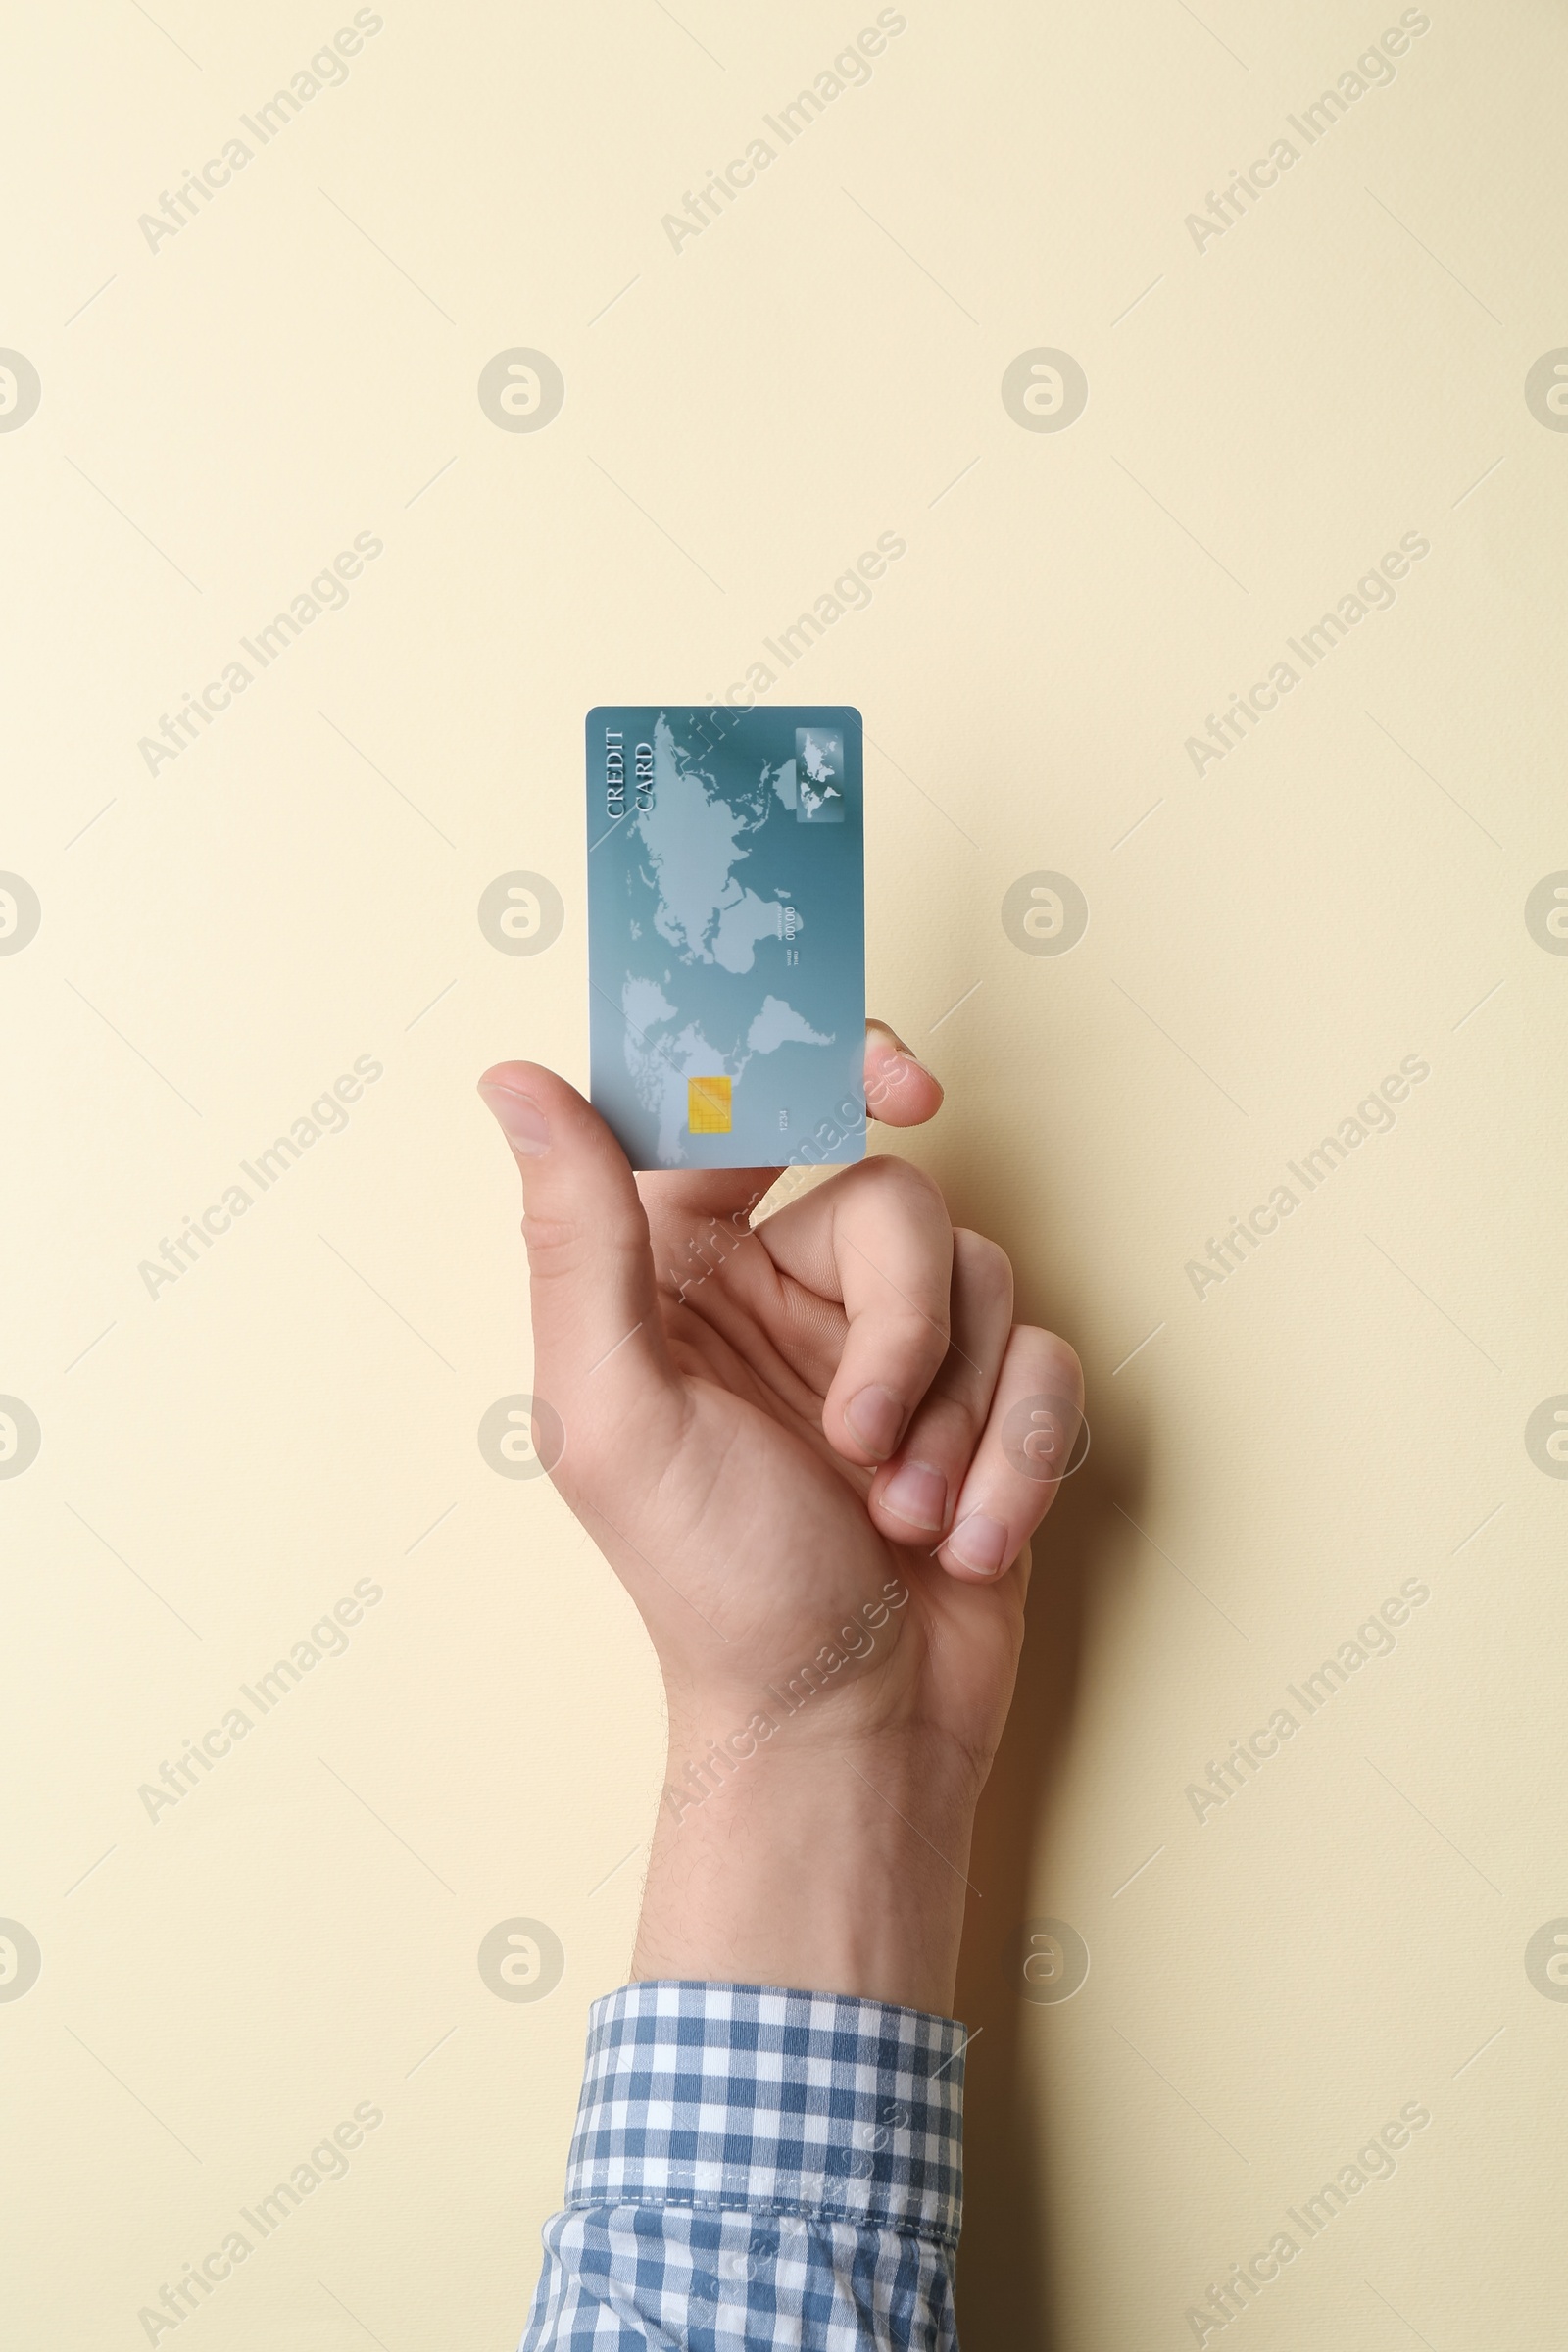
[520,1732,978,2351]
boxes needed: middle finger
[754,1153,956,1464]
[865,1228,1015,1541]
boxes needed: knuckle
[910,1384,983,1457]
[518,1210,584,1281]
[908,1302,952,1360]
[1037,1330,1084,1400]
[953,1228,1014,1314]
[852,1154,946,1216]
[1008,1326,1084,1414]
[521,1210,649,1284]
[870,1303,948,1363]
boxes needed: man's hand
[478,1022,1082,2014]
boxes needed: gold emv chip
[687,1075,732,1133]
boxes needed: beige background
[3,1,1565,2344]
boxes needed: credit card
[585,705,865,1172]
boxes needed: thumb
[477,1061,681,1461]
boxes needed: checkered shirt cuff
[564,1980,966,2248]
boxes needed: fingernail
[869,1020,913,1054]
[881,1458,948,1532]
[478,1083,551,1156]
[946,1511,1010,1576]
[844,1384,906,1460]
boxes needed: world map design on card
[585,706,866,1171]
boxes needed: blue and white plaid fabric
[519,1980,967,2349]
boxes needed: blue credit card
[585,706,866,1172]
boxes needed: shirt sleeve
[519,1979,967,2351]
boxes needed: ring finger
[935,1327,1085,1581]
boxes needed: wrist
[632,1722,984,2016]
